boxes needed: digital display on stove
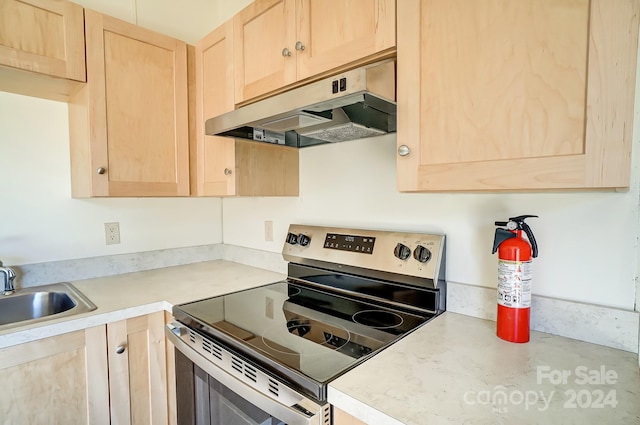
[324,233,375,254]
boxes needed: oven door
[167,323,329,425]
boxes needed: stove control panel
[283,224,445,282]
[324,233,376,254]
[393,243,411,260]
[286,232,311,247]
[413,245,432,263]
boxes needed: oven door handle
[166,324,326,425]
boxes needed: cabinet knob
[116,345,126,354]
[97,167,107,175]
[282,47,292,57]
[224,168,233,176]
[397,145,411,157]
[295,41,305,51]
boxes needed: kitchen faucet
[0,261,16,295]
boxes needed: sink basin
[0,282,96,330]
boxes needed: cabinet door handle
[116,345,126,354]
[97,167,107,175]
[224,168,233,175]
[398,145,411,157]
[282,47,292,57]
[295,41,305,51]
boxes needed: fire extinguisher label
[497,260,532,308]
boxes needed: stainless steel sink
[0,282,96,330]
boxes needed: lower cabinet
[107,311,169,425]
[0,326,110,425]
[333,407,368,425]
[0,311,171,425]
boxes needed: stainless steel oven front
[168,323,329,425]
[167,224,446,425]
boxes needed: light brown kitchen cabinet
[107,311,169,425]
[165,312,178,425]
[0,0,86,100]
[333,407,368,425]
[194,19,299,196]
[69,9,190,197]
[234,0,396,104]
[0,312,171,425]
[397,0,640,191]
[0,326,110,425]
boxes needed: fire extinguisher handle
[494,221,509,226]
[509,214,538,222]
[521,222,539,258]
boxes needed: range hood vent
[205,61,396,148]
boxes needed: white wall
[0,1,231,266]
[72,0,214,44]
[0,92,222,266]
[70,0,253,44]
[222,134,639,310]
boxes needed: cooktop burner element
[264,320,352,354]
[352,310,404,329]
[172,224,446,402]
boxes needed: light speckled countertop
[0,260,285,349]
[328,312,640,425]
[1,260,638,424]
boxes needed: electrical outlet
[104,222,120,245]
[264,220,274,242]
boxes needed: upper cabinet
[69,10,190,197]
[233,0,396,104]
[0,0,85,80]
[0,0,86,100]
[194,19,299,197]
[193,20,236,196]
[397,0,640,191]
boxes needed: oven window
[176,350,286,425]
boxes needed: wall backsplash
[13,244,637,353]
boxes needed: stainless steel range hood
[205,61,396,148]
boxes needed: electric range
[168,224,445,424]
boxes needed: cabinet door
[107,311,168,425]
[70,10,190,197]
[296,0,395,80]
[333,407,367,425]
[194,20,237,196]
[234,0,297,103]
[234,140,299,196]
[195,19,300,197]
[397,0,640,191]
[0,327,110,425]
[0,0,85,81]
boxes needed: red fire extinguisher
[492,215,538,343]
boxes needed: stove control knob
[298,233,311,247]
[393,243,411,260]
[286,232,298,245]
[413,245,432,263]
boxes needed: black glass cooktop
[174,280,434,398]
